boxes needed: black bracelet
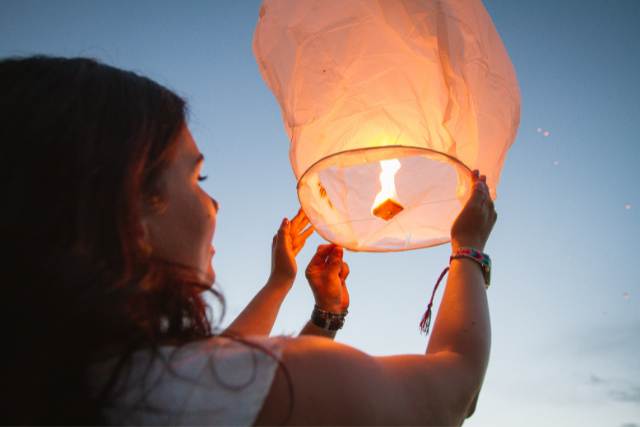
[310,304,348,331]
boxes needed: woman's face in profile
[142,127,219,284]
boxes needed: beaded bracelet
[311,304,348,331]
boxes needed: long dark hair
[0,56,292,425]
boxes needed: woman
[2,56,495,426]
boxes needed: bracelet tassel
[419,265,450,335]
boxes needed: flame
[372,159,401,208]
[371,159,403,220]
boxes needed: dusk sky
[2,1,638,425]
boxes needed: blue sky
[2,0,638,425]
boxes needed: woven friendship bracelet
[450,247,491,289]
[419,247,492,335]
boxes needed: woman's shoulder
[91,334,294,394]
[90,334,295,426]
[160,333,289,360]
[92,333,291,368]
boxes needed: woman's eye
[197,175,208,182]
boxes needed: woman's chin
[193,263,215,289]
[205,264,215,286]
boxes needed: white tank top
[90,335,287,426]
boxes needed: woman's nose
[211,197,219,213]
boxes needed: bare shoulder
[253,335,475,426]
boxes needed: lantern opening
[297,146,473,252]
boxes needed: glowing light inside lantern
[371,159,404,221]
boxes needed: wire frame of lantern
[253,0,521,252]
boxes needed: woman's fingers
[327,246,343,275]
[277,217,289,233]
[469,173,497,221]
[471,170,490,191]
[300,225,314,239]
[291,208,304,222]
[278,217,290,236]
[292,225,315,255]
[292,221,313,241]
[273,218,288,248]
[469,181,488,207]
[308,244,333,266]
[295,217,309,234]
[290,209,308,231]
[272,212,311,252]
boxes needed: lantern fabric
[253,0,520,252]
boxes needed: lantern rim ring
[295,145,475,252]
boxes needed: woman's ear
[141,193,168,217]
[137,195,155,255]
[137,191,166,256]
[136,217,149,239]
[135,217,153,257]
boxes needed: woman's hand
[270,209,314,284]
[305,244,350,313]
[450,169,498,252]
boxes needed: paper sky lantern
[254,0,520,252]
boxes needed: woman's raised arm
[256,253,488,425]
[253,336,479,426]
[223,211,313,337]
